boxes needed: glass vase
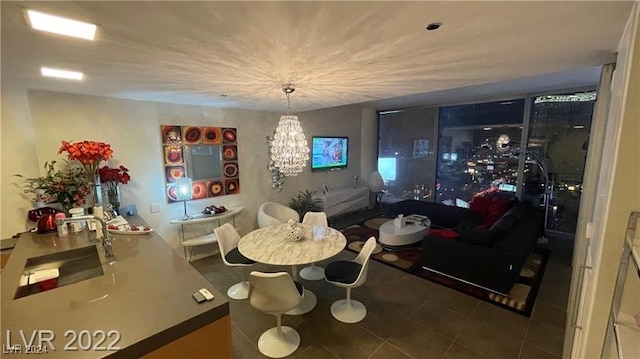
[106,183,121,214]
[90,174,103,208]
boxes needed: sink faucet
[57,215,114,258]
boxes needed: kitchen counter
[1,216,230,358]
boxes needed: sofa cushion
[457,229,500,246]
[454,217,483,233]
[503,201,528,220]
[489,214,516,233]
[430,228,459,239]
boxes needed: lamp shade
[368,170,384,193]
[175,178,193,201]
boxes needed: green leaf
[288,189,323,218]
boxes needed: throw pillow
[479,197,514,228]
[457,229,499,246]
[479,210,504,229]
[488,198,512,216]
[469,196,493,216]
[430,228,459,239]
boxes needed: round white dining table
[238,223,346,315]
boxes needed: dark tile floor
[191,214,573,359]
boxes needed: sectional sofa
[384,199,544,295]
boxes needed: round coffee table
[378,217,430,246]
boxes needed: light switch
[150,203,161,213]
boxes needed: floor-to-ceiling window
[435,99,525,207]
[376,91,596,236]
[525,91,596,234]
[377,107,438,203]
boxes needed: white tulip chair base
[299,265,325,281]
[285,289,317,315]
[257,326,300,358]
[330,299,367,323]
[227,281,249,300]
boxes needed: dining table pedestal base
[285,289,317,315]
[299,264,325,281]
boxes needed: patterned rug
[341,217,549,317]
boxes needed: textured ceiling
[1,1,634,112]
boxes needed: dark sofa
[384,199,544,295]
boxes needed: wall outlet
[150,203,161,213]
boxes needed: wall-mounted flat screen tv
[311,136,348,171]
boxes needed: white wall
[1,90,368,255]
[581,4,640,356]
[0,84,40,239]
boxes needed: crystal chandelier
[270,84,310,176]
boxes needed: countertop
[0,215,229,358]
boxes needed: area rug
[341,217,549,317]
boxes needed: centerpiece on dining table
[284,219,305,242]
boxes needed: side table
[170,206,244,261]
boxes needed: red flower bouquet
[99,165,130,212]
[59,140,114,177]
[59,140,114,206]
[99,165,130,185]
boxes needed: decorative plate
[164,146,183,164]
[167,185,179,201]
[222,145,237,160]
[192,181,208,199]
[225,179,240,194]
[222,128,237,143]
[203,127,222,144]
[166,166,185,182]
[183,126,203,144]
[107,224,153,235]
[223,162,239,178]
[208,181,224,196]
[162,125,182,145]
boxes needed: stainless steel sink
[15,246,104,299]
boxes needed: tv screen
[311,137,348,171]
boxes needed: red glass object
[28,207,62,222]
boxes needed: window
[436,100,525,206]
[378,108,438,202]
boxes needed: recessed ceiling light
[26,9,97,40]
[40,67,84,80]
[425,22,442,31]
[573,125,585,129]
[483,127,492,131]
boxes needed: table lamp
[175,177,193,220]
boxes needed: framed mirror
[161,125,240,202]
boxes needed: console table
[317,187,369,218]
[170,206,244,261]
